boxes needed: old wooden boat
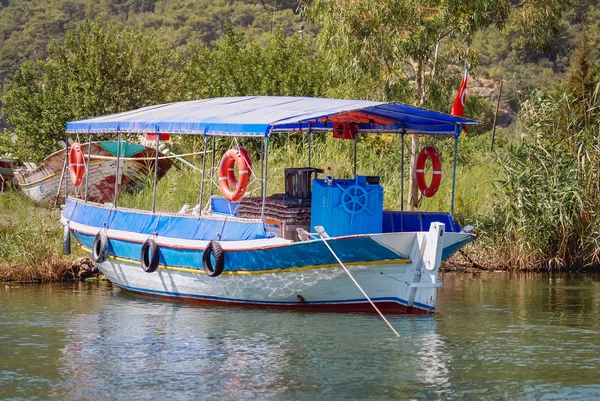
[61,96,479,314]
[15,141,172,205]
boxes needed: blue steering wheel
[336,184,370,217]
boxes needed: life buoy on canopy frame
[415,145,442,197]
[69,142,86,187]
[217,148,252,202]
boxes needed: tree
[565,34,599,105]
[175,28,328,152]
[1,22,328,161]
[300,0,571,209]
[1,20,175,161]
[178,28,326,100]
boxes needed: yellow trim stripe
[18,173,59,187]
[81,245,410,275]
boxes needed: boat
[61,96,479,314]
[0,157,19,192]
[14,141,172,205]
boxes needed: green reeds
[487,91,600,270]
[0,191,83,282]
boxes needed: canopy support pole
[113,130,122,208]
[353,131,358,178]
[400,127,406,213]
[84,132,92,202]
[261,135,270,220]
[55,155,67,207]
[451,125,460,219]
[209,136,216,199]
[260,137,264,207]
[199,135,208,210]
[307,124,312,167]
[64,132,69,206]
[151,133,160,214]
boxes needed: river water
[1,272,599,400]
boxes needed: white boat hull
[98,257,439,313]
[90,225,451,314]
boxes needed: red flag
[451,63,469,132]
[452,63,468,116]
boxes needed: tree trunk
[407,134,421,210]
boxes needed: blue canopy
[66,96,480,137]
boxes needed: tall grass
[483,91,600,270]
[0,191,84,281]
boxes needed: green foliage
[2,21,174,161]
[178,28,325,100]
[300,0,570,110]
[472,2,600,111]
[0,0,308,83]
[491,90,600,270]
[48,21,175,117]
[302,0,480,105]
[0,0,595,115]
[1,22,326,161]
[565,33,600,104]
[509,0,572,54]
[118,165,202,212]
[0,191,81,281]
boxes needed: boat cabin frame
[64,96,479,240]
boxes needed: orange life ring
[225,147,252,189]
[415,146,442,197]
[68,142,86,187]
[218,148,252,202]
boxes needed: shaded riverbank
[0,191,102,282]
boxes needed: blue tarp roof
[66,96,480,137]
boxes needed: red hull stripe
[70,226,277,251]
[67,225,398,253]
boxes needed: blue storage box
[311,175,383,237]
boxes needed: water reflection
[416,332,451,391]
[2,273,600,400]
[434,272,600,400]
[51,291,446,400]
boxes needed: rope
[314,226,400,338]
[84,150,213,162]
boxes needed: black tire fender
[203,240,224,277]
[140,238,160,273]
[63,225,71,255]
[92,230,109,263]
